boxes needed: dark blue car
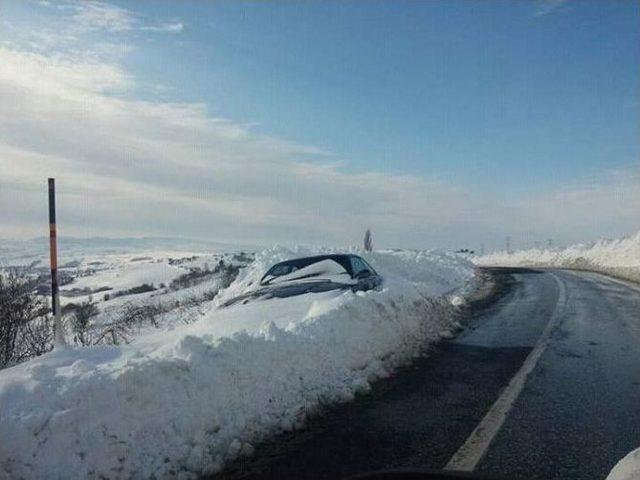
[221,254,383,307]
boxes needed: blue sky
[1,0,638,250]
[128,0,638,192]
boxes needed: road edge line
[443,272,567,472]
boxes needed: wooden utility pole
[48,178,66,346]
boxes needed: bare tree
[65,298,99,346]
[0,271,53,369]
[93,305,139,346]
[364,228,373,252]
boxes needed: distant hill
[0,236,260,266]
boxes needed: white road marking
[444,273,567,472]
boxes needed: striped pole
[48,178,66,346]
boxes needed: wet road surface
[214,269,640,480]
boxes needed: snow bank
[606,447,640,480]
[0,246,476,480]
[476,231,640,283]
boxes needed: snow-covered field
[56,252,250,339]
[476,231,640,283]
[65,255,183,293]
[0,237,244,268]
[0,242,254,342]
[0,245,477,479]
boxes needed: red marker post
[48,178,66,346]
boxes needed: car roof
[271,254,357,275]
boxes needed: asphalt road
[215,268,640,480]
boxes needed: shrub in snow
[0,246,476,479]
[112,283,157,299]
[0,272,53,369]
[169,260,240,292]
[65,298,100,346]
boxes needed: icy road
[216,268,640,480]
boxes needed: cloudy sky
[1,0,638,251]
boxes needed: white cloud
[0,47,132,95]
[141,22,184,34]
[0,45,490,247]
[0,7,636,249]
[69,0,134,32]
[34,0,183,37]
[512,168,640,244]
[533,0,569,17]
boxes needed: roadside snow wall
[0,247,475,479]
[476,231,640,283]
[606,447,640,480]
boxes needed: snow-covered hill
[0,237,248,267]
[476,231,640,283]
[0,246,477,480]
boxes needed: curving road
[215,268,640,480]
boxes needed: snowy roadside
[478,234,640,480]
[475,231,640,284]
[606,447,640,480]
[0,247,479,480]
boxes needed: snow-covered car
[221,254,383,307]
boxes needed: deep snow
[60,252,250,339]
[65,255,184,293]
[606,447,640,480]
[476,231,640,283]
[0,246,476,479]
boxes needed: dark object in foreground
[221,254,383,307]
[347,469,502,480]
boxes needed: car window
[361,258,377,275]
[268,264,292,277]
[350,256,370,277]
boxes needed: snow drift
[606,447,640,480]
[0,247,476,479]
[476,231,640,283]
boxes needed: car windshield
[350,256,376,277]
[262,256,353,284]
